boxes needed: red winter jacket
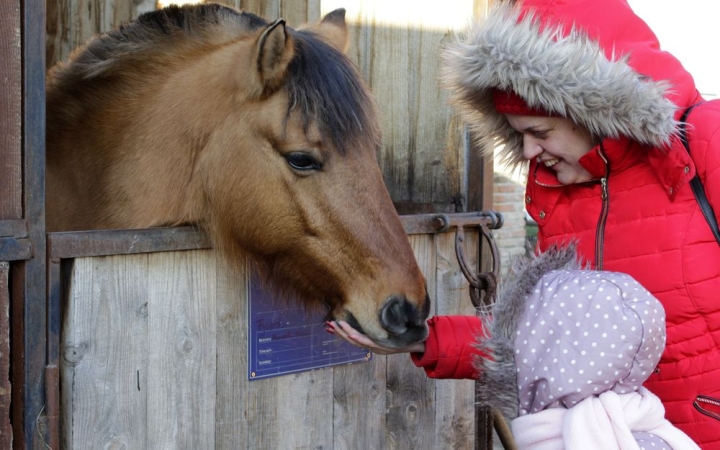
[424,0,720,446]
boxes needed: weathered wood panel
[434,231,478,448]
[214,259,250,448]
[13,0,49,445]
[61,230,480,449]
[248,370,335,448]
[322,0,477,212]
[217,0,321,24]
[0,0,22,220]
[146,251,218,449]
[46,0,155,68]
[385,233,436,449]
[61,254,150,449]
[332,350,388,449]
[46,0,322,69]
[0,262,11,448]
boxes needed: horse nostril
[379,295,428,336]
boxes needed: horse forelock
[285,30,381,155]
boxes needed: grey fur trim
[440,3,679,170]
[474,244,584,418]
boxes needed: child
[476,246,699,449]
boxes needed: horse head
[46,4,430,348]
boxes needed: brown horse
[45,3,429,348]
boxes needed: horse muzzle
[376,294,431,347]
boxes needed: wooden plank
[322,0,475,209]
[0,0,22,220]
[214,0,319,24]
[214,260,250,448]
[238,0,280,18]
[47,0,154,69]
[61,255,150,449]
[47,0,97,69]
[0,220,26,239]
[0,262,11,448]
[48,227,211,259]
[46,215,487,260]
[146,250,218,450]
[458,2,500,447]
[384,233,437,449]
[332,356,388,449]
[17,0,48,444]
[280,0,321,23]
[385,351,436,450]
[0,237,31,261]
[247,369,334,449]
[434,231,478,449]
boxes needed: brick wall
[492,173,527,278]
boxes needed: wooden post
[0,0,22,220]
[0,262,11,448]
[470,1,500,449]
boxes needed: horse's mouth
[342,310,429,349]
[344,311,367,336]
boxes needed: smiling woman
[439,1,720,445]
[503,114,595,186]
[334,0,720,446]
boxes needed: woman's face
[505,114,595,185]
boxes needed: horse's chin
[378,324,429,349]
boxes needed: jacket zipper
[694,395,720,421]
[594,150,610,270]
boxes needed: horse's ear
[254,19,295,94]
[302,8,349,53]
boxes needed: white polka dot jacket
[475,245,699,449]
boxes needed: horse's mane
[47,3,379,155]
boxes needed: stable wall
[54,226,482,449]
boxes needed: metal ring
[454,222,501,308]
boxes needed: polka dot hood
[475,245,666,419]
[515,268,665,416]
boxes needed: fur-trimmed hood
[441,0,700,169]
[475,245,666,419]
[474,245,582,418]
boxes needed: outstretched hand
[325,320,426,355]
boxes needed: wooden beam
[0,238,31,261]
[14,0,48,446]
[0,262,11,449]
[0,0,22,220]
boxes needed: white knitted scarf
[511,387,700,450]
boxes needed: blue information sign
[248,275,371,380]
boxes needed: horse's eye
[285,152,322,171]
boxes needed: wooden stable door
[1,0,47,447]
